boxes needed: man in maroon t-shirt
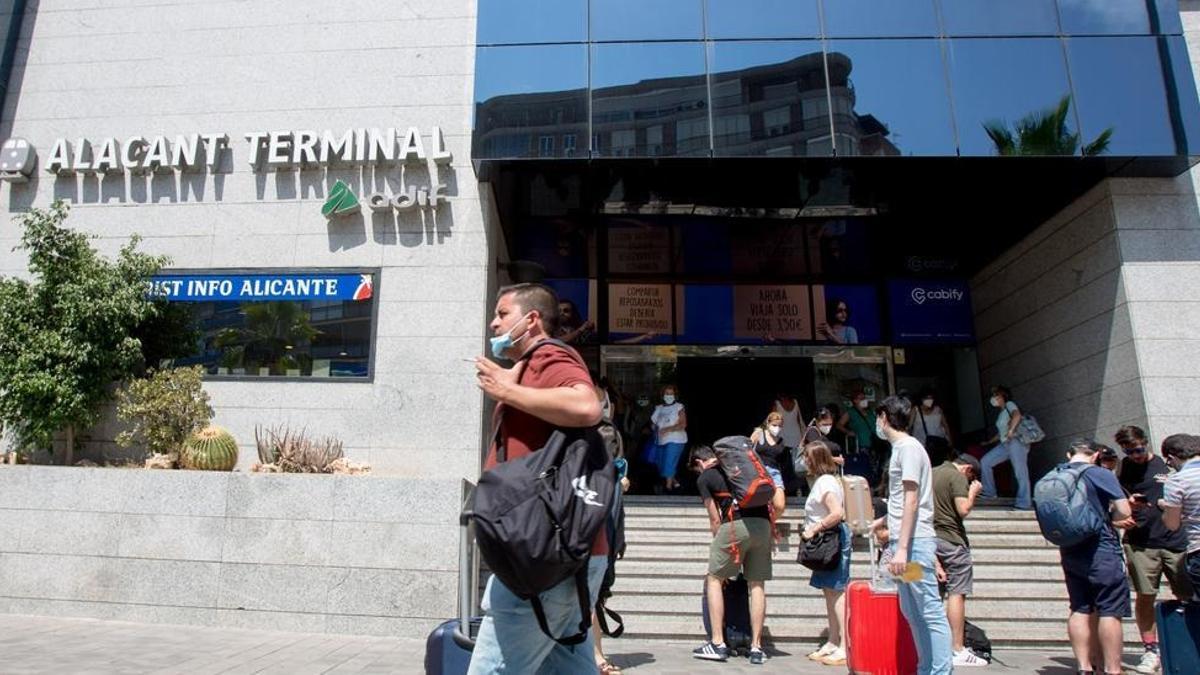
[468,283,608,675]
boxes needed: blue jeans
[893,537,953,675]
[650,441,686,481]
[981,437,1032,508]
[468,556,608,674]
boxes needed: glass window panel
[708,41,830,157]
[592,42,710,158]
[821,0,939,38]
[825,40,956,156]
[706,0,820,39]
[543,279,599,346]
[813,284,882,345]
[1067,36,1183,156]
[155,272,377,379]
[1165,36,1200,155]
[946,38,1074,156]
[473,45,588,160]
[590,0,702,41]
[515,218,593,277]
[939,0,1059,37]
[476,0,586,44]
[1057,0,1181,35]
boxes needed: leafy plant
[115,365,213,457]
[254,424,344,473]
[0,201,170,463]
[983,95,1113,157]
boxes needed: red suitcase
[845,538,919,675]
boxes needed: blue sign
[150,273,374,302]
[888,279,974,344]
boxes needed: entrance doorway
[675,356,814,449]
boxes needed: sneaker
[1129,649,1160,674]
[953,648,989,667]
[820,647,847,666]
[807,642,837,661]
[748,647,766,665]
[692,641,729,662]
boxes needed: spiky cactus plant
[180,425,238,471]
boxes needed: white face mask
[923,398,934,408]
[663,394,676,405]
[875,419,888,441]
[990,397,1002,408]
[767,425,781,436]
[857,399,870,410]
[818,424,832,435]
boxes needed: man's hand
[968,480,983,498]
[935,558,948,583]
[1130,493,1147,511]
[1113,516,1137,530]
[801,526,818,541]
[888,548,909,577]
[475,357,525,403]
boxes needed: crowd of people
[467,282,1200,675]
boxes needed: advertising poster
[607,220,671,274]
[812,284,882,345]
[729,223,809,277]
[733,285,813,340]
[888,279,975,344]
[608,283,673,343]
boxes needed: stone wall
[0,465,463,636]
[0,0,490,479]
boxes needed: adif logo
[571,476,604,508]
[0,138,36,182]
[322,180,359,218]
[910,287,964,305]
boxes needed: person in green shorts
[690,445,773,666]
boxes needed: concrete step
[624,499,1033,520]
[625,516,1043,535]
[619,543,1064,564]
[614,594,1068,618]
[614,616,1145,648]
[610,575,1072,599]
[623,529,1052,548]
[616,559,1067,581]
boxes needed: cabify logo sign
[322,180,360,218]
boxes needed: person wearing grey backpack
[1040,439,1135,675]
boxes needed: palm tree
[215,302,319,375]
[983,95,1112,157]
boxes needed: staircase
[612,496,1158,648]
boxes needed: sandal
[598,661,622,674]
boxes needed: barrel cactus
[180,425,238,471]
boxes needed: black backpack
[964,621,993,662]
[470,339,618,645]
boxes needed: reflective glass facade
[473,0,1200,160]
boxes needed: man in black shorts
[690,445,773,666]
[931,454,987,667]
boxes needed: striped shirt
[1162,459,1200,553]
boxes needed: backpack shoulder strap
[494,338,590,463]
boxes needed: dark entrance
[675,356,815,450]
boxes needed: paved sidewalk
[0,614,1131,674]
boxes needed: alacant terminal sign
[31,126,453,176]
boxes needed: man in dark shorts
[1113,426,1193,675]
[932,454,987,667]
[1057,440,1134,675]
[690,445,773,666]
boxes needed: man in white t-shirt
[871,395,953,675]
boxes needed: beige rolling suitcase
[841,473,873,536]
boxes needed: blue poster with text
[150,273,374,302]
[888,279,974,344]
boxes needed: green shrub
[115,366,213,456]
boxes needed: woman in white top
[980,385,1032,509]
[773,393,805,450]
[912,389,950,451]
[649,385,688,492]
[801,440,851,666]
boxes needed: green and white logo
[322,180,359,218]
